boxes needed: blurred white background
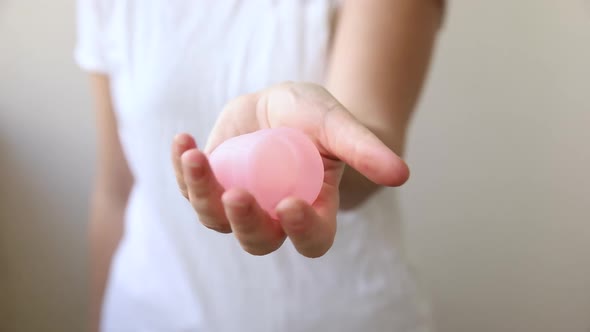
[1,0,589,331]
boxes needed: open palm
[172,82,408,257]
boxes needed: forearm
[88,73,134,331]
[326,0,444,209]
[89,185,129,332]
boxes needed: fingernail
[187,159,204,177]
[187,158,200,167]
[285,206,304,222]
[175,134,188,146]
[230,200,251,215]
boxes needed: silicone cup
[209,127,324,218]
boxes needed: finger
[171,133,196,199]
[203,93,260,154]
[222,189,286,255]
[181,149,231,233]
[322,107,410,187]
[258,83,409,186]
[276,198,336,258]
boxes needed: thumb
[321,105,410,187]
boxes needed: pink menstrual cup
[209,127,324,218]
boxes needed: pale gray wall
[1,1,92,331]
[1,0,589,331]
[403,1,590,331]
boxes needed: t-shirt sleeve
[74,0,110,73]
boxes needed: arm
[326,0,445,209]
[170,0,444,258]
[88,74,133,331]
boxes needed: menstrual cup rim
[273,127,324,205]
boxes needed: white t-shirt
[76,1,431,331]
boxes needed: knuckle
[284,218,310,236]
[277,81,296,90]
[223,94,256,113]
[197,206,230,233]
[185,167,209,188]
[191,197,217,215]
[192,175,218,199]
[179,188,189,199]
[175,175,189,198]
[229,217,259,236]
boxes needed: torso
[99,1,430,331]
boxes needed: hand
[171,82,409,258]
